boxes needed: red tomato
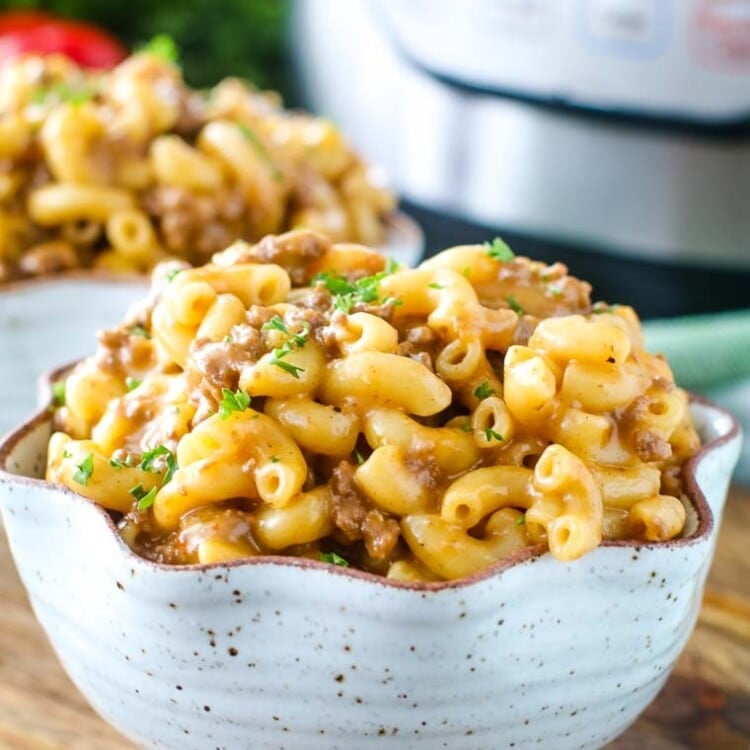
[0,11,127,69]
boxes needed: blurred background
[8,0,749,315]
[2,0,749,477]
[2,0,292,92]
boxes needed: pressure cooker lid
[377,0,750,126]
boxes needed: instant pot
[291,0,750,317]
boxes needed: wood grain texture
[1,487,748,750]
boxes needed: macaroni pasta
[46,231,701,581]
[0,52,394,282]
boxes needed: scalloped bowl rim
[0,362,740,593]
[0,212,424,295]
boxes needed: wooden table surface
[1,488,748,750]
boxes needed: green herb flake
[462,267,471,278]
[129,324,151,339]
[320,551,349,567]
[313,259,400,314]
[52,380,66,406]
[130,483,158,511]
[166,268,182,283]
[354,450,365,465]
[32,83,94,106]
[72,453,94,486]
[515,514,526,526]
[223,335,232,343]
[591,304,620,315]
[270,456,280,464]
[485,237,515,262]
[507,295,525,315]
[460,421,473,433]
[269,321,311,379]
[125,376,142,392]
[384,257,400,274]
[164,456,178,484]
[137,445,178,484]
[237,122,282,180]
[137,33,180,64]
[428,282,445,290]
[262,315,289,334]
[312,272,355,297]
[218,388,252,419]
[63,449,72,459]
[547,283,563,297]
[484,428,505,443]
[271,359,305,378]
[109,454,134,469]
[473,381,495,400]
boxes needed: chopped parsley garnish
[72,453,94,486]
[591,304,620,315]
[460,421,473,433]
[484,428,505,443]
[129,324,150,339]
[262,315,289,333]
[125,376,142,392]
[428,282,445,290]
[312,262,400,314]
[272,359,305,378]
[236,123,282,181]
[115,445,178,511]
[237,122,264,150]
[109,454,134,469]
[485,237,515,262]
[320,551,349,567]
[52,380,66,406]
[507,295,524,315]
[515,514,526,526]
[268,321,311,379]
[63,449,72,459]
[473,381,495,400]
[139,445,178,483]
[223,335,232,343]
[130,483,158,511]
[32,83,94,106]
[165,268,182,282]
[218,388,252,419]
[270,456,280,463]
[547,283,563,297]
[137,33,180,64]
[354,450,365,465]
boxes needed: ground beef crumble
[329,461,400,561]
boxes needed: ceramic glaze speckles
[0,401,741,750]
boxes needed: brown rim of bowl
[0,371,740,592]
[0,213,424,293]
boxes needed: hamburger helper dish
[45,230,702,581]
[0,49,394,282]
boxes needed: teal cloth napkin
[643,309,750,392]
[643,309,749,485]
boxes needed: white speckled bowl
[0,396,740,750]
[0,213,424,441]
[0,273,148,439]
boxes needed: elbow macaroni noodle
[46,231,701,581]
[0,52,395,282]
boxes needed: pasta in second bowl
[0,232,741,750]
[0,49,403,282]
